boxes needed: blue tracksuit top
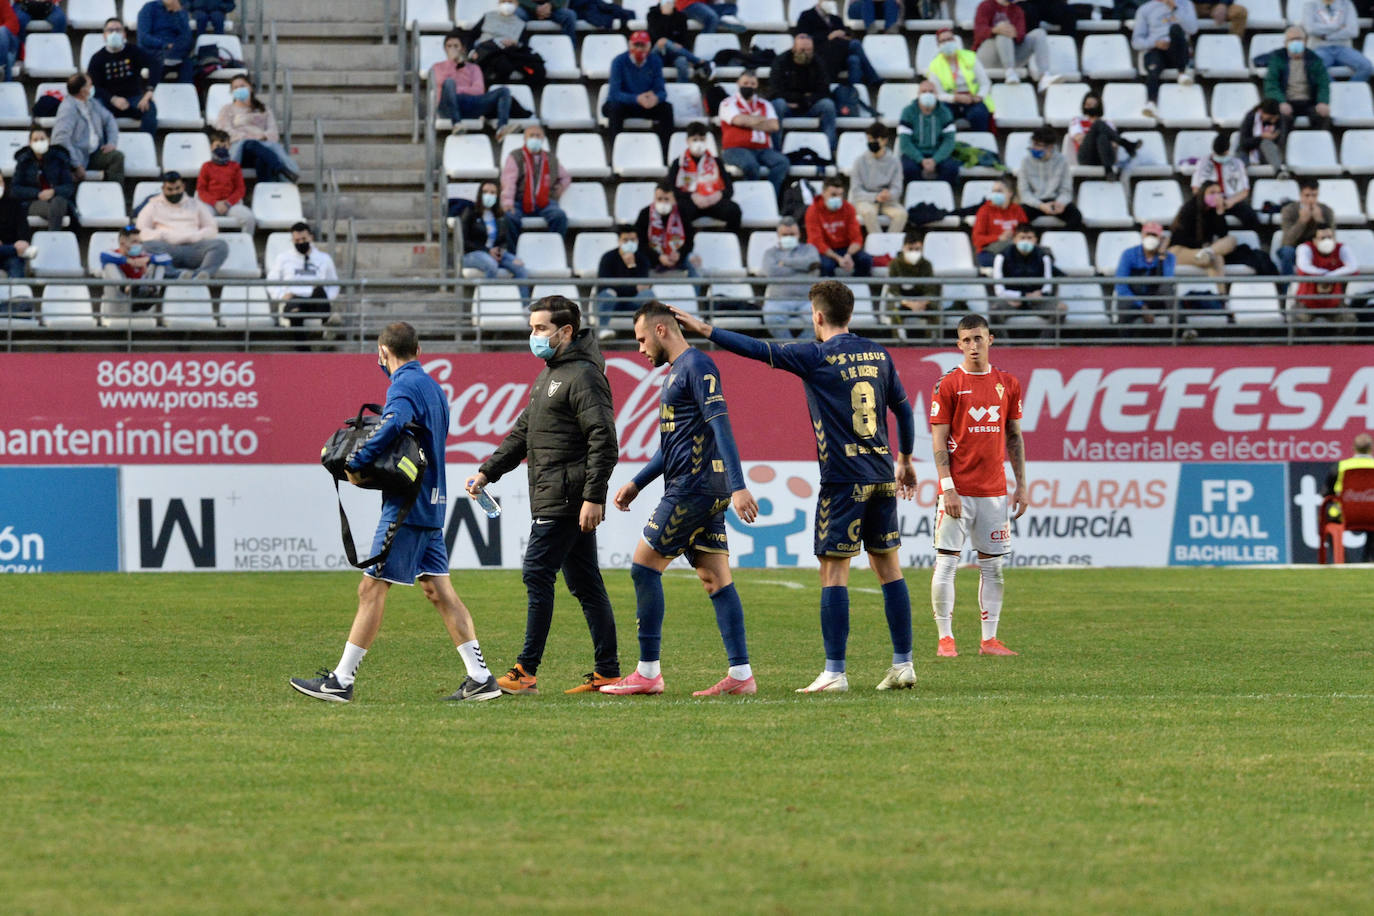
[347,360,449,529]
[607,52,666,107]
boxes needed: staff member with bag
[291,322,502,704]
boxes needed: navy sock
[882,577,914,664]
[709,583,749,666]
[630,563,665,663]
[820,585,849,672]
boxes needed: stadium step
[298,168,428,189]
[311,191,431,221]
[289,92,413,122]
[295,119,416,139]
[271,0,391,25]
[295,143,425,170]
[274,42,399,72]
[352,241,443,274]
[290,70,400,90]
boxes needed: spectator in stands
[90,19,159,136]
[1303,0,1370,83]
[268,221,341,332]
[1323,433,1374,546]
[500,124,570,241]
[677,0,745,34]
[805,176,872,278]
[604,31,674,154]
[992,223,1063,331]
[1071,92,1141,180]
[215,75,301,182]
[13,126,75,232]
[595,224,653,339]
[1265,25,1332,130]
[762,215,820,338]
[883,228,939,334]
[516,0,577,41]
[432,32,514,141]
[648,0,710,82]
[897,81,958,184]
[188,0,234,37]
[719,71,789,199]
[1277,177,1334,276]
[136,171,230,279]
[0,2,19,81]
[972,177,1027,268]
[1194,2,1247,35]
[460,179,531,299]
[0,172,33,280]
[1017,126,1083,231]
[14,0,67,38]
[667,122,741,231]
[768,32,839,156]
[1294,223,1358,323]
[52,73,126,185]
[137,0,195,84]
[1237,98,1288,174]
[474,1,546,91]
[926,26,991,133]
[1168,180,1235,280]
[849,122,905,235]
[1190,132,1261,232]
[972,0,1061,92]
[1017,0,1094,39]
[636,181,702,279]
[197,128,253,234]
[1114,220,1176,324]
[100,226,171,320]
[847,0,900,32]
[569,0,633,30]
[1132,0,1198,122]
[797,1,881,94]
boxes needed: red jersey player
[928,314,1027,657]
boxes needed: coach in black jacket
[470,295,621,693]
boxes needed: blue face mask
[232,86,251,102]
[1288,40,1306,56]
[1029,148,1046,160]
[990,192,1008,208]
[127,243,143,256]
[378,351,391,378]
[529,332,558,359]
[1015,239,1035,255]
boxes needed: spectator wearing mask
[667,122,741,231]
[214,75,301,182]
[926,26,992,133]
[647,0,709,82]
[432,32,515,141]
[1294,223,1358,323]
[1131,0,1198,122]
[14,0,68,37]
[973,0,1061,92]
[12,125,76,232]
[1237,98,1288,173]
[992,223,1063,329]
[605,31,674,153]
[897,81,958,184]
[460,179,531,300]
[1303,0,1370,83]
[1265,25,1332,130]
[1071,92,1141,180]
[971,177,1027,268]
[1017,126,1083,231]
[1168,180,1235,279]
[1194,2,1247,35]
[1114,221,1176,323]
[848,122,905,235]
[52,73,126,184]
[768,32,839,155]
[99,225,172,319]
[135,171,230,278]
[268,221,341,330]
[197,128,253,234]
[0,2,20,81]
[516,0,577,41]
[1189,131,1261,233]
[137,0,195,83]
[1277,177,1334,276]
[676,0,745,34]
[761,215,820,338]
[718,71,789,198]
[804,176,871,278]
[0,171,33,281]
[500,123,571,240]
[595,223,653,339]
[89,18,159,135]
[797,1,881,93]
[188,0,234,37]
[883,228,939,335]
[635,182,702,279]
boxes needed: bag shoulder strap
[334,477,421,570]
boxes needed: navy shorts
[814,481,901,558]
[364,523,450,584]
[643,489,732,562]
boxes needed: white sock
[334,641,366,687]
[931,554,957,639]
[456,640,491,680]
[728,664,752,681]
[978,555,1005,641]
[638,660,661,679]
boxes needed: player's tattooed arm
[1006,418,1029,519]
[931,424,952,477]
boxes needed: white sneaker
[1141,102,1158,120]
[1004,69,1021,85]
[796,670,849,693]
[1037,72,1064,93]
[19,245,37,260]
[1197,246,1215,266]
[876,662,916,691]
[597,327,615,342]
[1177,68,1195,86]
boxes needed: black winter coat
[11,145,77,206]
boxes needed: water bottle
[467,478,501,518]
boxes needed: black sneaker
[289,668,353,703]
[445,674,502,702]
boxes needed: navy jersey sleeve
[709,327,825,378]
[886,361,916,456]
[689,355,747,491]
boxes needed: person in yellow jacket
[1325,432,1374,527]
[926,26,992,133]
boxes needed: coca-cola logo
[1343,488,1374,503]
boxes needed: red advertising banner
[0,347,1369,465]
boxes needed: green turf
[2,568,1371,914]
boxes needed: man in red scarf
[634,182,701,279]
[499,123,571,241]
[666,121,741,231]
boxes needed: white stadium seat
[24,34,76,78]
[1094,230,1141,275]
[1158,84,1211,129]
[1341,129,1374,175]
[557,132,611,178]
[922,231,976,276]
[1047,35,1081,81]
[614,181,657,223]
[41,284,97,330]
[473,285,528,330]
[1044,83,1090,127]
[1286,131,1342,176]
[406,0,454,30]
[1314,178,1361,225]
[540,84,595,130]
[1173,130,1218,175]
[1248,33,1285,68]
[653,283,699,315]
[1078,181,1133,229]
[862,35,915,80]
[737,0,787,30]
[1195,35,1249,80]
[0,83,26,127]
[251,183,305,230]
[74,182,129,229]
[746,229,776,274]
[1331,82,1374,128]
[0,129,28,175]
[581,35,627,80]
[834,131,868,172]
[1062,283,1112,326]
[913,34,939,75]
[528,35,579,80]
[1041,231,1093,277]
[1249,178,1297,217]
[560,183,613,228]
[1132,180,1185,226]
[160,132,210,175]
[694,232,746,277]
[862,232,904,258]
[416,35,446,80]
[444,134,496,179]
[85,230,120,277]
[1102,83,1153,130]
[30,231,85,278]
[573,232,618,277]
[666,83,705,126]
[1081,35,1134,81]
[162,285,219,330]
[1211,82,1259,128]
[733,181,781,228]
[903,181,959,227]
[989,83,1040,129]
[68,0,119,31]
[612,133,665,178]
[218,233,262,278]
[875,82,919,124]
[454,0,489,28]
[515,232,571,277]
[153,84,205,131]
[219,286,278,329]
[117,131,160,178]
[1120,132,1172,178]
[781,131,832,173]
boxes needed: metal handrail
[423,105,435,244]
[251,0,264,83]
[282,69,294,152]
[268,20,278,116]
[313,118,325,241]
[347,218,360,278]
[384,0,394,44]
[326,168,341,249]
[410,21,423,143]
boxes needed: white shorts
[933,493,1012,556]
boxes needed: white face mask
[819,1,837,13]
[106,31,126,52]
[620,239,638,255]
[481,192,497,208]
[524,136,543,153]
[687,140,706,156]
[30,139,48,156]
[1316,237,1337,255]
[778,234,799,249]
[940,40,959,56]
[1142,235,1160,252]
[919,92,937,109]
[902,248,922,264]
[499,2,517,13]
[1212,152,1227,163]
[655,201,674,216]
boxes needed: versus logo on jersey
[968,406,1001,422]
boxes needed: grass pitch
[2,567,1371,914]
